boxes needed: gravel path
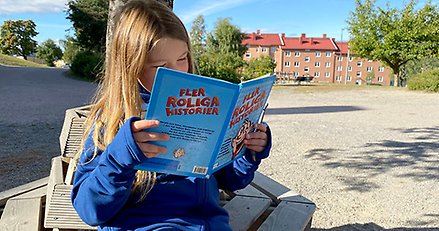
[262,86,439,230]
[0,66,438,230]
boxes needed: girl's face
[140,37,189,91]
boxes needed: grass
[0,54,47,67]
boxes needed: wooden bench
[1,106,316,231]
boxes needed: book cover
[134,68,276,178]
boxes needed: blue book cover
[134,68,276,178]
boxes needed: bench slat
[0,187,46,231]
[257,201,315,231]
[224,196,271,231]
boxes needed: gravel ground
[261,85,439,230]
[1,66,438,230]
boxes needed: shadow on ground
[266,106,366,115]
[311,222,439,231]
[306,126,439,192]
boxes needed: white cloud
[178,0,256,24]
[0,0,68,14]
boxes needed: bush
[70,50,103,80]
[407,68,439,92]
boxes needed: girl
[71,1,272,230]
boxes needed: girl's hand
[131,120,170,158]
[244,123,268,153]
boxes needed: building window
[337,56,343,61]
[294,61,300,67]
[305,56,310,62]
[304,67,309,72]
[262,47,267,53]
[285,61,290,67]
[349,56,353,61]
[315,51,321,57]
[378,66,384,72]
[335,76,341,81]
[368,59,373,62]
[325,62,331,67]
[326,51,331,57]
[315,62,320,67]
[285,51,291,57]
[314,72,320,77]
[348,66,352,71]
[295,51,300,57]
[270,47,276,53]
[245,53,251,58]
[367,66,373,72]
[294,72,299,77]
[347,76,352,81]
[378,76,384,82]
[255,48,259,53]
[337,66,343,71]
[357,61,362,67]
[325,72,330,77]
[356,71,362,77]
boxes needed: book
[134,67,276,178]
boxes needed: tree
[347,0,439,86]
[242,56,276,81]
[0,20,38,60]
[60,36,80,64]
[67,0,109,53]
[197,18,247,83]
[36,39,63,66]
[206,18,246,57]
[190,15,207,60]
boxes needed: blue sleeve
[71,117,147,226]
[214,123,272,191]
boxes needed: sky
[0,0,437,46]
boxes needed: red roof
[282,33,338,51]
[336,41,349,54]
[242,32,282,46]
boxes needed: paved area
[0,65,97,191]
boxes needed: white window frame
[325,62,331,67]
[262,47,268,53]
[294,61,300,67]
[367,66,373,72]
[337,66,342,71]
[357,61,362,67]
[294,71,299,77]
[347,76,352,81]
[349,56,353,61]
[378,66,384,72]
[255,48,259,53]
[245,53,251,58]
[315,51,321,57]
[325,72,330,77]
[304,67,309,72]
[356,71,362,77]
[315,62,320,67]
[337,56,343,61]
[295,51,300,57]
[335,76,341,81]
[285,61,291,67]
[314,72,320,77]
[326,51,331,57]
[378,76,384,82]
[348,66,352,71]
[285,51,291,57]
[305,56,310,62]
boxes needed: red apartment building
[243,31,392,85]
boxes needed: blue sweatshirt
[71,89,272,231]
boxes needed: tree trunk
[106,0,174,61]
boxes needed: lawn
[0,54,47,67]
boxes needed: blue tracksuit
[71,89,272,231]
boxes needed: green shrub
[70,50,103,80]
[407,68,439,92]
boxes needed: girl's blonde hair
[75,0,194,200]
